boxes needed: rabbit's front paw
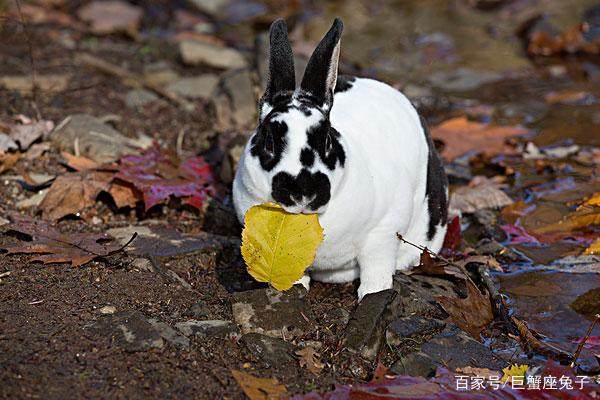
[357,277,393,302]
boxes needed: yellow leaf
[584,193,600,207]
[584,238,600,255]
[241,203,324,291]
[231,370,287,400]
[501,364,528,382]
[534,205,600,233]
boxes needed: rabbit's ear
[260,19,295,116]
[300,18,343,108]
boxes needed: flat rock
[241,333,297,367]
[231,286,313,339]
[166,75,219,99]
[213,69,257,130]
[390,352,437,377]
[86,310,163,352]
[187,0,230,17]
[125,89,158,108]
[184,300,209,319]
[420,325,508,370]
[51,114,150,163]
[386,316,446,347]
[343,289,400,360]
[175,319,240,340]
[148,318,190,348]
[179,40,247,69]
[143,62,180,86]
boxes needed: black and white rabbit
[233,18,448,300]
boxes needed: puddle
[499,271,600,369]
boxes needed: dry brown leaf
[455,366,500,379]
[10,119,54,150]
[545,90,594,105]
[108,181,140,209]
[450,176,514,213]
[584,193,600,207]
[39,171,113,220]
[61,151,100,171]
[0,152,21,174]
[2,214,128,267]
[584,238,600,255]
[230,370,287,400]
[296,347,325,375]
[431,117,528,161]
[436,279,494,339]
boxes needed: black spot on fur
[250,120,288,171]
[335,75,356,93]
[420,115,449,240]
[271,170,331,210]
[306,121,345,170]
[300,148,315,167]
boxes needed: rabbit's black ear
[260,19,295,117]
[300,18,343,108]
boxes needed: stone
[125,89,158,108]
[0,133,17,152]
[86,311,163,352]
[179,40,247,69]
[428,68,502,92]
[214,69,257,130]
[241,333,297,367]
[51,114,150,163]
[343,289,400,360]
[130,257,154,272]
[148,318,190,348]
[143,62,180,86]
[420,325,508,370]
[166,75,219,99]
[175,319,240,340]
[231,285,313,339]
[0,74,69,93]
[183,301,209,319]
[386,316,446,347]
[99,305,117,314]
[187,0,230,17]
[390,352,437,377]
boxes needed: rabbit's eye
[324,134,332,155]
[264,132,275,155]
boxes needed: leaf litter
[1,214,135,267]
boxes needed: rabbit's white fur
[233,19,448,300]
[234,78,447,299]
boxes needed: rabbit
[232,18,448,300]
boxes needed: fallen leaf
[39,171,113,220]
[584,193,600,207]
[584,238,600,255]
[0,152,21,174]
[372,363,392,382]
[241,203,324,291]
[230,370,287,400]
[534,205,600,234]
[450,176,513,213]
[2,215,128,267]
[455,366,500,380]
[545,90,595,105]
[431,116,528,161]
[436,279,493,339]
[410,250,468,280]
[442,216,461,251]
[61,151,100,171]
[115,144,215,211]
[296,347,325,375]
[108,180,140,209]
[501,364,529,383]
[77,1,143,36]
[528,22,600,56]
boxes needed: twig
[75,53,196,112]
[399,232,575,364]
[107,232,138,256]
[571,314,600,367]
[14,0,42,120]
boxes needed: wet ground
[0,0,599,398]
